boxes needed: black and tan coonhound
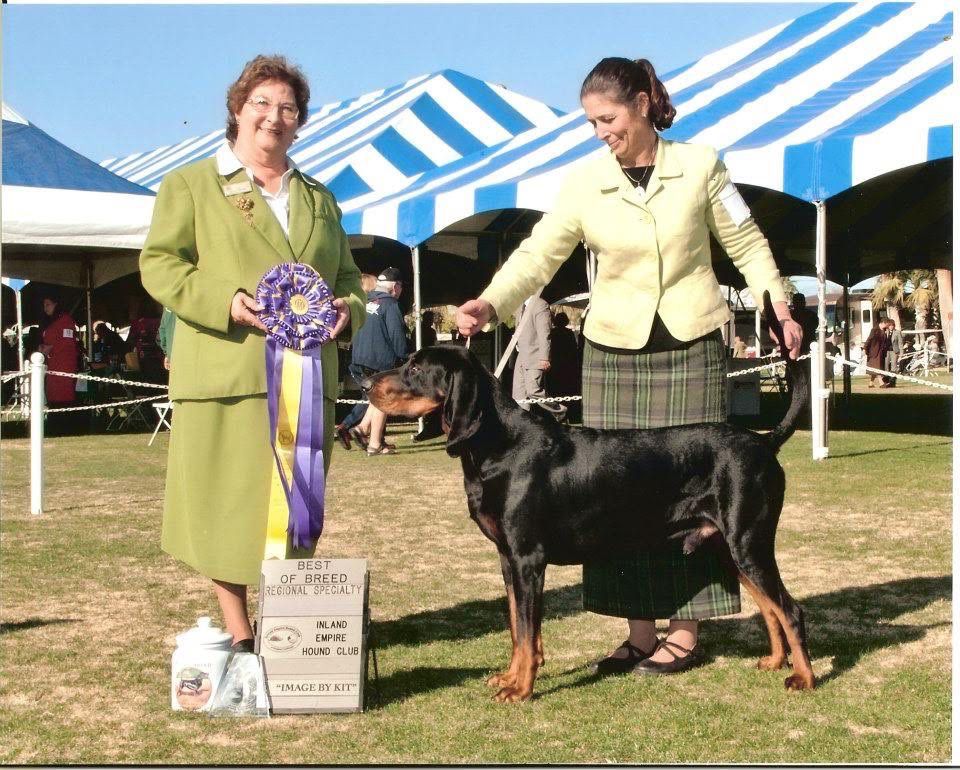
[365,299,813,703]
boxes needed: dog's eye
[409,365,420,374]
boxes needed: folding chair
[148,401,173,446]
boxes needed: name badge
[223,181,253,196]
[719,182,751,228]
[63,328,74,339]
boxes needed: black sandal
[633,639,704,676]
[592,639,656,676]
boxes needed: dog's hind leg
[487,552,521,689]
[731,539,815,690]
[736,573,789,671]
[493,554,545,703]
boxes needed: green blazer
[140,157,366,401]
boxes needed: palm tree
[904,270,938,343]
[871,272,907,329]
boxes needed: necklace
[622,165,654,189]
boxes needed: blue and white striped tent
[102,70,565,202]
[2,103,156,289]
[341,0,952,278]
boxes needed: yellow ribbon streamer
[263,349,304,560]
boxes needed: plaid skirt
[581,331,741,619]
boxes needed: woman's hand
[328,298,351,341]
[230,291,268,332]
[778,318,803,360]
[456,299,495,338]
[768,300,803,360]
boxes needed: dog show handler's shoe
[231,638,256,654]
[348,427,369,450]
[334,424,352,450]
[591,639,657,676]
[365,444,397,456]
[633,640,704,676]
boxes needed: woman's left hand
[776,318,803,360]
[328,298,351,341]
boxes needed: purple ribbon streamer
[265,336,325,550]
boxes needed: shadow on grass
[0,618,80,635]
[729,391,951,436]
[367,666,490,709]
[827,440,951,459]
[375,575,948,702]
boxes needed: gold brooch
[233,195,254,225]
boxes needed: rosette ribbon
[256,263,339,559]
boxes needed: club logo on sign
[264,625,302,652]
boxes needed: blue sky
[3,2,825,162]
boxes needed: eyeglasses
[245,95,299,120]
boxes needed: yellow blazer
[480,138,786,349]
[140,157,366,401]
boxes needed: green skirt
[581,332,740,620]
[161,394,335,586]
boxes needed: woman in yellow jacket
[457,57,802,676]
[140,56,366,652]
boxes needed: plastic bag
[208,652,270,718]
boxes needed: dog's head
[366,345,491,457]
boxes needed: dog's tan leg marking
[487,581,520,689]
[741,575,815,689]
[738,574,788,671]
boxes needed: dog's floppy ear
[443,368,484,457]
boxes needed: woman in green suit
[140,55,366,652]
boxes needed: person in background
[128,299,165,383]
[90,321,126,374]
[732,335,747,358]
[157,307,176,372]
[790,292,818,346]
[512,295,566,421]
[335,267,408,455]
[456,56,801,677]
[38,293,81,408]
[884,320,902,386]
[863,323,891,388]
[139,54,366,653]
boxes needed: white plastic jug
[171,616,234,712]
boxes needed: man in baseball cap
[335,267,409,455]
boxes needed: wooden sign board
[256,558,369,714]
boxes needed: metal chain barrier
[45,369,169,389]
[29,350,951,417]
[1,371,29,384]
[825,353,953,392]
[45,394,169,413]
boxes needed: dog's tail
[762,291,810,453]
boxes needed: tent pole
[85,262,94,359]
[411,246,423,435]
[754,307,761,355]
[411,246,422,351]
[494,236,503,362]
[15,288,25,373]
[812,200,829,460]
[842,283,851,410]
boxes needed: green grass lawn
[0,384,952,764]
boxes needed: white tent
[2,103,156,289]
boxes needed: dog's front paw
[493,684,533,703]
[784,672,816,690]
[486,670,516,689]
[757,655,788,671]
